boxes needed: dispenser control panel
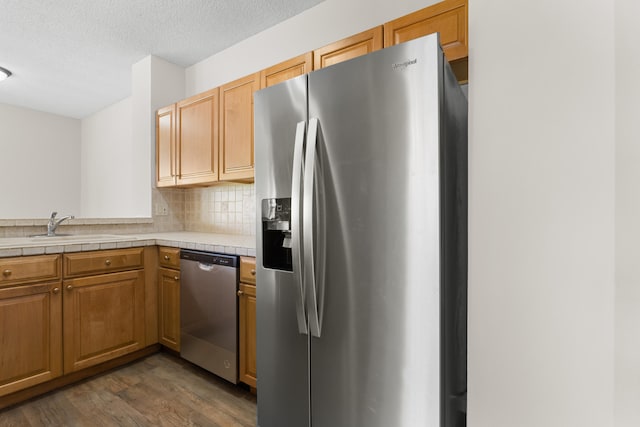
[261,198,293,271]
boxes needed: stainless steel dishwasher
[180,250,239,384]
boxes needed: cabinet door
[384,0,468,81]
[158,267,180,352]
[156,104,177,187]
[313,27,383,70]
[219,73,259,182]
[261,52,313,89]
[63,270,145,373]
[238,283,257,388]
[176,88,219,186]
[0,282,62,397]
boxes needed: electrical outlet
[154,204,169,216]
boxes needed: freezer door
[254,75,310,427]
[306,35,443,426]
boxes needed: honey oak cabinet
[260,52,313,88]
[158,247,180,351]
[176,88,220,186]
[238,256,257,388]
[0,262,62,398]
[384,0,468,81]
[62,249,146,373]
[219,73,259,182]
[156,104,177,187]
[313,27,383,70]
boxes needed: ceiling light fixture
[0,67,12,81]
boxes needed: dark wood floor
[0,352,256,427]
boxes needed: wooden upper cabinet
[313,26,383,70]
[156,104,176,187]
[219,73,259,182]
[176,88,220,186]
[384,0,468,81]
[261,52,313,89]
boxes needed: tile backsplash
[0,184,256,238]
[184,183,256,235]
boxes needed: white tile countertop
[0,232,256,258]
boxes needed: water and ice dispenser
[261,198,293,271]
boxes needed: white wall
[468,1,615,426]
[80,98,133,217]
[0,104,81,218]
[615,0,640,425]
[186,0,439,94]
[80,55,185,219]
[132,55,185,217]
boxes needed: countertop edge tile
[0,232,256,257]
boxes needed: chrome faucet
[47,211,75,236]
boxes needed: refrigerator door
[254,75,310,427]
[306,36,443,426]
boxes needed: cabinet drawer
[63,248,144,278]
[158,247,180,269]
[239,256,256,285]
[0,255,61,287]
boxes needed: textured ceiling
[0,0,323,119]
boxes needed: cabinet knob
[2,269,11,277]
[237,290,244,297]
[52,287,60,294]
[66,285,73,291]
[251,269,256,276]
[105,259,112,266]
[174,276,179,281]
[164,255,170,261]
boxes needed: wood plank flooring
[0,352,256,427]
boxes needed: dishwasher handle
[197,262,215,272]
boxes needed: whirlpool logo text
[392,58,418,71]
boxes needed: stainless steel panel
[254,76,310,427]
[180,256,238,384]
[307,35,444,427]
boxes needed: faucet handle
[50,211,58,219]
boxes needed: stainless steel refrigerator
[254,33,467,427]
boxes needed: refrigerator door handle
[303,117,326,338]
[291,120,309,335]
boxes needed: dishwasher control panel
[180,250,239,267]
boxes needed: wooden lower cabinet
[0,281,62,397]
[63,270,145,373]
[238,283,256,388]
[238,256,257,388]
[158,267,180,351]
